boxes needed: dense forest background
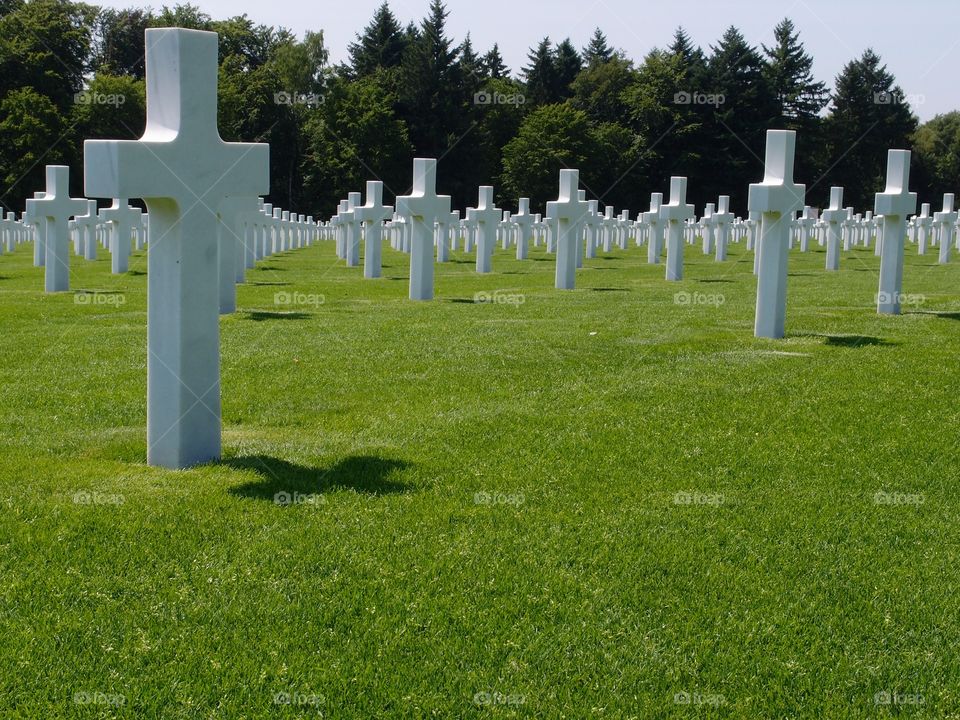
[1,0,957,219]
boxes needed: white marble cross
[660,179,693,281]
[700,203,715,255]
[874,149,917,315]
[24,191,47,267]
[915,203,933,255]
[30,166,87,292]
[582,200,600,259]
[23,192,46,267]
[511,198,534,260]
[396,158,450,300]
[545,169,588,289]
[935,193,956,265]
[470,186,501,274]
[217,196,260,313]
[355,180,393,279]
[99,198,137,273]
[798,206,817,252]
[84,27,269,469]
[344,192,362,267]
[748,129,805,339]
[821,187,846,271]
[617,209,630,249]
[713,195,733,261]
[74,200,100,261]
[644,193,663,264]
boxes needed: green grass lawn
[1,234,958,718]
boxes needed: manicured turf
[1,234,958,718]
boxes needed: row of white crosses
[749,129,928,338]
[774,189,958,270]
[12,161,321,307]
[0,211,33,252]
[18,165,152,288]
[57,26,957,469]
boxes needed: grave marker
[84,28,269,468]
[748,130,804,339]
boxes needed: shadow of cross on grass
[225,454,412,501]
[793,333,895,348]
[908,311,960,321]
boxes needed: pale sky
[100,0,957,121]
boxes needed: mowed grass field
[1,232,958,719]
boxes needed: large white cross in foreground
[874,150,917,315]
[748,130,805,339]
[84,28,269,469]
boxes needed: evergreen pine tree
[482,43,509,79]
[582,27,612,65]
[554,38,582,99]
[347,2,407,77]
[523,37,557,105]
[762,18,828,123]
[823,49,918,208]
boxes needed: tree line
[0,0,956,219]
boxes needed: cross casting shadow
[788,272,817,277]
[127,270,146,276]
[590,287,629,292]
[225,454,412,499]
[257,265,287,271]
[248,281,290,286]
[697,278,734,284]
[795,333,894,348]
[908,311,960,321]
[243,310,312,321]
[447,298,478,304]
